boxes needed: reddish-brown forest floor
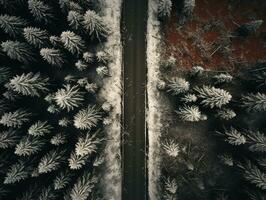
[162,0,266,71]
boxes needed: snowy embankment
[147,0,163,199]
[99,0,122,199]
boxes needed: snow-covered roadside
[147,0,163,199]
[99,0,122,199]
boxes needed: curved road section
[122,0,148,199]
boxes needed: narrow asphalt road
[122,0,148,199]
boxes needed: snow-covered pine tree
[4,160,32,184]
[83,10,109,41]
[163,177,178,198]
[242,162,266,190]
[75,60,88,71]
[75,131,102,156]
[54,170,72,190]
[218,154,234,166]
[38,186,57,200]
[213,73,233,84]
[162,139,180,157]
[1,40,35,63]
[83,52,94,63]
[0,129,20,149]
[218,127,246,146]
[28,0,53,24]
[49,35,61,47]
[50,133,66,146]
[85,83,98,93]
[23,27,49,48]
[0,67,11,84]
[0,14,27,37]
[73,105,101,130]
[9,72,49,97]
[40,48,65,67]
[194,85,232,108]
[68,152,89,170]
[67,11,83,31]
[180,0,195,25]
[38,149,65,174]
[0,109,32,128]
[246,131,266,152]
[96,66,109,77]
[96,51,110,64]
[241,93,266,112]
[28,121,52,136]
[180,93,197,103]
[58,117,71,127]
[158,0,172,20]
[176,105,205,122]
[15,135,45,156]
[54,84,84,111]
[215,108,236,120]
[190,65,204,77]
[70,171,98,200]
[93,155,104,167]
[167,77,190,95]
[60,31,85,55]
[47,104,60,114]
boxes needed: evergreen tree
[60,31,85,55]
[213,73,233,84]
[93,155,104,167]
[68,152,89,170]
[50,133,67,146]
[4,160,31,184]
[40,48,64,67]
[49,35,61,47]
[38,186,57,200]
[215,108,236,120]
[162,139,180,158]
[70,171,98,200]
[180,93,197,103]
[163,177,178,198]
[96,51,110,64]
[1,40,35,63]
[38,149,65,174]
[85,83,98,93]
[218,127,246,146]
[194,85,232,108]
[74,105,101,130]
[0,14,27,37]
[54,84,84,111]
[15,135,45,156]
[241,93,266,112]
[247,131,266,152]
[58,117,71,127]
[242,162,266,190]
[176,105,205,122]
[180,0,195,25]
[96,66,109,77]
[158,0,172,20]
[67,11,83,31]
[28,121,52,136]
[190,65,204,77]
[47,104,60,114]
[75,60,88,71]
[23,27,49,48]
[167,77,190,95]
[0,109,32,128]
[28,0,53,24]
[218,154,234,167]
[54,170,72,190]
[83,10,109,41]
[0,129,20,149]
[9,72,49,97]
[75,131,102,156]
[0,67,11,85]
[83,52,94,63]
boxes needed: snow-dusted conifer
[158,0,172,19]
[47,104,60,114]
[50,133,66,146]
[49,36,61,47]
[241,93,266,112]
[67,11,83,31]
[70,171,97,200]
[54,84,84,111]
[0,129,20,149]
[215,108,236,120]
[218,154,234,166]
[195,85,232,108]
[28,121,52,136]
[38,149,65,174]
[164,177,178,196]
[1,40,35,63]
[218,127,246,146]
[83,10,109,41]
[181,93,197,103]
[38,186,57,200]
[167,77,190,95]
[213,73,233,84]
[246,131,266,152]
[83,52,94,63]
[75,60,88,71]
[23,27,49,48]
[9,72,49,97]
[85,83,98,93]
[180,0,195,24]
[96,66,109,77]
[0,109,31,128]
[162,139,180,157]
[75,131,102,156]
[60,31,85,55]
[0,14,27,37]
[28,0,53,24]
[176,105,205,122]
[58,117,71,127]
[4,160,31,184]
[15,135,45,156]
[190,66,204,77]
[40,48,64,67]
[54,170,72,190]
[74,106,101,130]
[68,152,88,170]
[96,51,110,64]
[0,67,11,84]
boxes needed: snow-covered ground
[147,0,163,199]
[99,0,122,199]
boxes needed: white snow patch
[147,0,163,199]
[99,0,122,199]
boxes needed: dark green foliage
[24,27,49,48]
[28,0,53,24]
[0,14,27,37]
